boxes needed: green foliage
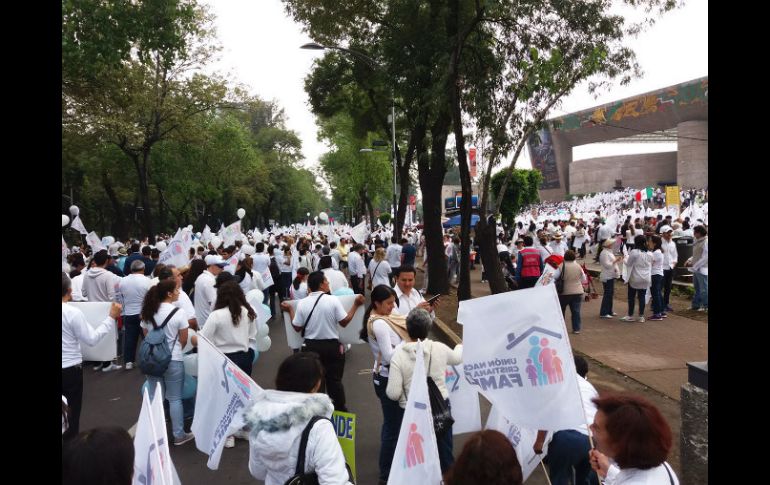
[378,213,391,226]
[490,169,542,227]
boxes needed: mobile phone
[426,294,441,305]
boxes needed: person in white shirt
[392,266,437,317]
[290,267,310,300]
[280,272,365,411]
[685,225,708,311]
[368,247,393,289]
[140,279,193,446]
[319,256,349,293]
[194,254,227,329]
[252,243,273,306]
[347,244,367,295]
[329,242,342,268]
[117,260,152,370]
[62,272,121,441]
[648,236,666,321]
[599,239,623,318]
[620,235,653,323]
[660,226,678,312]
[546,355,599,485]
[157,266,197,331]
[385,237,403,277]
[589,394,679,485]
[547,232,568,256]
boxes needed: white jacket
[244,391,352,485]
[386,339,463,408]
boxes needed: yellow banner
[331,411,356,481]
[665,186,680,207]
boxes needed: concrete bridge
[529,77,708,201]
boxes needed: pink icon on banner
[405,423,425,468]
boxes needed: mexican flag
[635,187,654,201]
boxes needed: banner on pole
[281,295,365,349]
[665,185,680,208]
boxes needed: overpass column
[677,120,708,189]
[538,131,572,202]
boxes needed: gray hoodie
[82,268,119,302]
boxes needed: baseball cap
[660,225,673,233]
[204,254,228,268]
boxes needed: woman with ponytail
[139,279,192,445]
[290,267,310,300]
[361,284,409,483]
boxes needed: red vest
[519,247,542,278]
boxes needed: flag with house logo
[387,341,443,485]
[157,231,189,269]
[458,284,584,431]
[445,363,481,435]
[133,383,180,485]
[222,221,241,247]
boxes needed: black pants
[518,276,539,289]
[302,339,347,411]
[663,269,674,309]
[62,364,83,441]
[351,275,365,295]
[594,240,606,261]
[225,349,254,376]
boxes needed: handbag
[555,263,565,294]
[426,353,454,436]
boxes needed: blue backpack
[139,307,180,377]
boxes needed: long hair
[444,430,523,485]
[293,267,310,290]
[373,247,386,262]
[214,280,256,326]
[140,279,177,324]
[183,259,206,294]
[360,285,398,341]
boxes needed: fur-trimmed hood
[243,390,333,435]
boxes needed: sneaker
[637,316,646,323]
[125,362,134,370]
[619,316,635,322]
[600,314,614,319]
[665,306,674,312]
[101,363,123,372]
[697,307,707,312]
[611,312,618,316]
[224,436,235,448]
[661,313,668,318]
[648,315,663,321]
[174,432,195,446]
[93,364,104,371]
[572,330,581,334]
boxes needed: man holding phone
[392,266,437,317]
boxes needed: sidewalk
[426,260,707,401]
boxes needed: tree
[491,169,543,229]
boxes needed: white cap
[660,225,673,233]
[204,254,227,267]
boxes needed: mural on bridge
[527,128,560,189]
[553,78,708,132]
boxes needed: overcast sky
[203,0,707,170]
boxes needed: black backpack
[284,416,355,485]
[269,256,281,283]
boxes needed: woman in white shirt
[360,285,409,483]
[599,239,623,318]
[647,236,666,321]
[290,267,310,300]
[368,247,392,289]
[140,279,192,446]
[620,236,653,323]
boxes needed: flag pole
[540,461,553,485]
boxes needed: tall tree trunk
[132,152,154,241]
[475,217,508,293]
[395,137,417,241]
[101,170,127,240]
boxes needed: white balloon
[103,236,115,246]
[245,289,264,312]
[257,335,271,352]
[257,319,269,338]
[155,241,167,251]
[237,208,246,220]
[69,205,79,216]
[183,353,198,377]
[182,329,197,353]
[62,214,70,227]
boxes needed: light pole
[301,42,398,232]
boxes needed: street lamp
[301,42,399,231]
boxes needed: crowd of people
[62,190,688,483]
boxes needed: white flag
[536,263,558,287]
[133,384,180,485]
[85,231,106,252]
[201,225,212,244]
[457,285,584,431]
[387,341,443,485]
[70,215,88,235]
[62,236,69,261]
[191,335,264,470]
[350,221,369,244]
[157,236,189,269]
[485,405,548,481]
[445,364,481,435]
[222,221,241,247]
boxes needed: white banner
[201,225,212,244]
[70,215,89,235]
[536,263,558,287]
[157,237,189,269]
[86,231,106,252]
[387,341,443,485]
[69,302,117,361]
[485,405,549,481]
[457,285,584,431]
[445,364,481,435]
[222,221,242,247]
[191,335,264,470]
[133,383,180,485]
[281,294,365,349]
[350,221,368,244]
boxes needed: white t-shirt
[70,273,87,301]
[385,244,403,268]
[651,249,665,276]
[368,259,392,288]
[118,273,152,315]
[140,302,190,361]
[194,270,217,328]
[173,291,196,323]
[367,317,403,378]
[252,254,273,287]
[322,268,349,293]
[292,292,347,340]
[200,306,256,354]
[290,281,309,300]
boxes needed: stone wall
[568,152,677,195]
[677,120,708,189]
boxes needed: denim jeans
[559,294,583,331]
[373,374,404,481]
[692,272,708,309]
[147,360,185,439]
[436,399,454,473]
[546,430,598,485]
[650,275,664,315]
[600,280,614,316]
[123,314,142,364]
[663,269,674,308]
[627,287,646,316]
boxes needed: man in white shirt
[347,244,367,295]
[392,266,437,317]
[117,260,151,370]
[594,221,614,262]
[686,225,708,311]
[385,236,403,277]
[319,256,349,293]
[547,232,569,256]
[660,226,678,312]
[280,272,365,411]
[194,254,227,328]
[62,272,121,441]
